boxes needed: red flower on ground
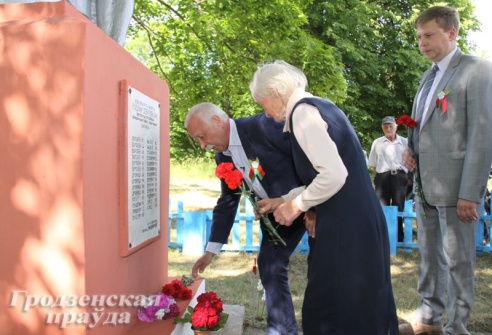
[175,291,229,331]
[197,291,217,302]
[191,311,209,329]
[162,279,192,300]
[207,314,220,328]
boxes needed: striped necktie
[413,64,439,155]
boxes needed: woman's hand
[257,197,285,218]
[273,199,303,226]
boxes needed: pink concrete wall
[0,2,171,334]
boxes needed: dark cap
[382,116,396,125]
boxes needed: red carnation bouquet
[215,162,286,246]
[162,279,193,300]
[397,115,417,129]
[397,114,428,215]
[174,291,229,331]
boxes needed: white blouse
[281,89,348,212]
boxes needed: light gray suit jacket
[410,49,492,206]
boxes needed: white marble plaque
[127,86,160,250]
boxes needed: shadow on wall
[0,9,86,334]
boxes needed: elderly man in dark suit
[400,6,492,335]
[185,102,309,335]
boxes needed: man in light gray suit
[400,6,492,335]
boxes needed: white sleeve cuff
[295,194,310,212]
[205,242,223,254]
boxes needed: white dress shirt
[368,134,408,173]
[206,119,268,254]
[418,47,457,126]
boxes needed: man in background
[368,116,408,242]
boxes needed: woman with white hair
[252,60,398,335]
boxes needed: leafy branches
[128,0,479,159]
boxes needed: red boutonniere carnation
[435,89,451,114]
[174,291,229,331]
[215,162,286,246]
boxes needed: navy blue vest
[289,97,398,335]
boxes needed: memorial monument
[1,0,134,46]
[0,1,204,334]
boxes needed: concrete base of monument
[220,305,246,335]
[169,279,205,335]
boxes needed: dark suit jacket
[410,49,492,205]
[209,114,304,244]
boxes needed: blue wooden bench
[169,198,491,256]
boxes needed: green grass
[170,158,217,182]
[169,158,220,212]
[168,249,492,332]
[169,159,492,333]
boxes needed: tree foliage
[305,0,477,147]
[127,0,479,159]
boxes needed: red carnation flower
[174,291,229,331]
[191,311,208,329]
[224,169,243,190]
[215,300,223,313]
[198,292,218,302]
[162,279,192,301]
[164,303,180,320]
[206,307,218,316]
[215,162,234,179]
[178,289,192,300]
[162,285,175,297]
[207,315,220,328]
[397,115,417,128]
[214,162,286,246]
